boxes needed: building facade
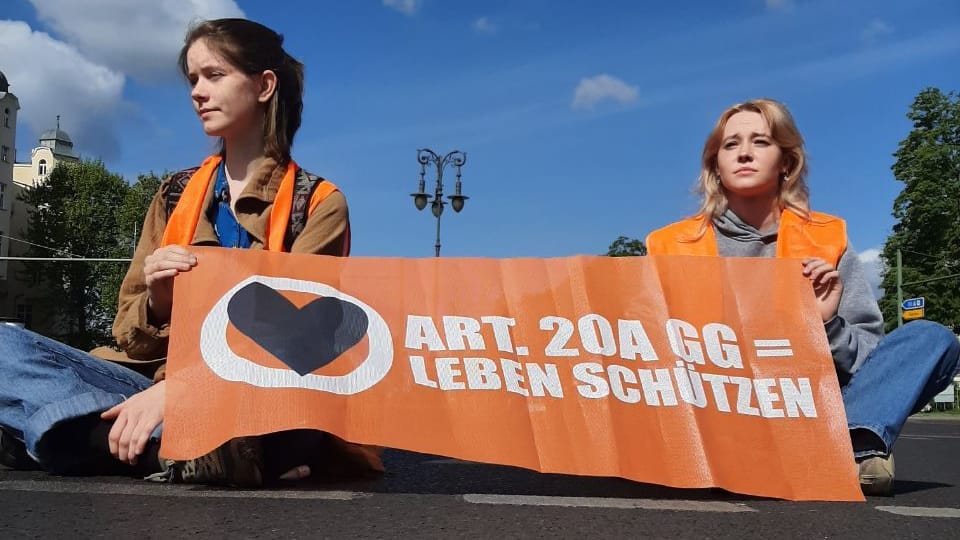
[0,69,78,328]
[0,70,19,285]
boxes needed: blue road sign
[902,297,925,310]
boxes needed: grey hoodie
[713,209,884,384]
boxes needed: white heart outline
[199,275,393,395]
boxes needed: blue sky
[2,1,959,284]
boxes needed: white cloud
[571,74,639,110]
[862,19,893,45]
[473,17,497,35]
[383,0,421,16]
[27,0,245,81]
[858,248,885,300]
[0,20,125,159]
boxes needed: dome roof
[38,118,78,159]
[39,128,73,144]
[0,70,8,92]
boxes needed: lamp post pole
[410,148,468,257]
[895,247,960,327]
[897,249,903,327]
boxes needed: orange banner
[161,247,863,501]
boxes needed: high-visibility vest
[646,209,847,267]
[160,155,345,252]
[154,156,376,471]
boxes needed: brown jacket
[112,157,349,367]
[104,157,382,475]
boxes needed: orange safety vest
[646,209,847,267]
[156,156,377,471]
[160,155,343,252]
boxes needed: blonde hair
[693,98,809,233]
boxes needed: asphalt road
[1,417,958,539]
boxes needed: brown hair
[178,18,304,163]
[693,98,809,232]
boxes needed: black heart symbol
[227,282,369,376]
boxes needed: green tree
[99,172,165,323]
[605,236,647,257]
[19,159,130,348]
[878,88,960,331]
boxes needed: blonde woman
[647,98,959,496]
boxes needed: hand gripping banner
[161,247,863,501]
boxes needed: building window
[1,145,8,162]
[0,183,5,209]
[15,303,33,329]
[3,108,9,128]
[38,159,47,176]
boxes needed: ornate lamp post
[410,148,468,257]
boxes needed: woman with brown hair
[0,18,379,486]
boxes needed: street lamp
[410,148,468,257]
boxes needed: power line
[0,233,81,258]
[0,257,131,262]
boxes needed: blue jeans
[0,325,157,470]
[843,320,960,458]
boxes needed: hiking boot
[148,437,263,488]
[858,453,895,496]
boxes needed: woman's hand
[144,245,197,323]
[101,381,166,465]
[802,257,843,322]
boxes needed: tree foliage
[18,161,160,349]
[605,236,647,257]
[878,88,960,332]
[99,172,164,326]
